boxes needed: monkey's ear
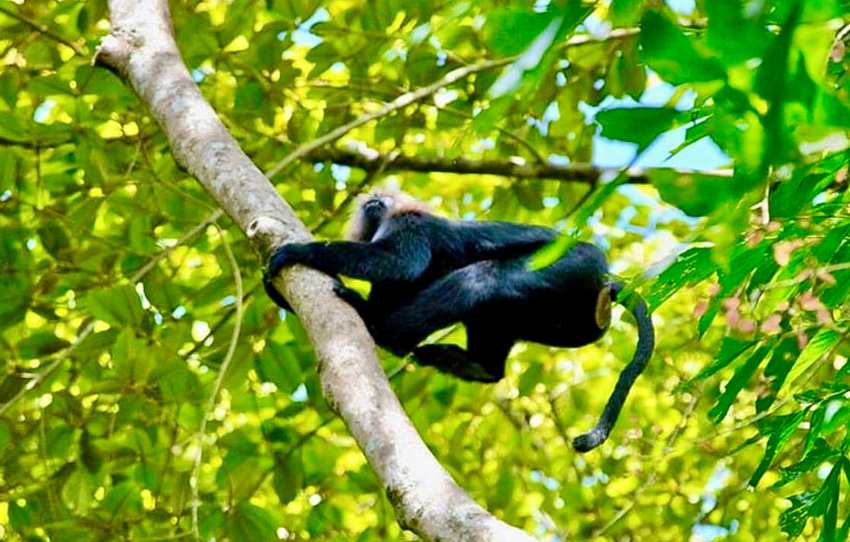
[595,286,612,329]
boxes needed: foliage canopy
[2,0,850,540]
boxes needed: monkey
[263,190,654,452]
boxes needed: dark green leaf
[639,11,726,84]
[750,410,805,487]
[709,343,771,422]
[85,285,145,327]
[650,170,737,217]
[227,502,278,542]
[596,107,679,151]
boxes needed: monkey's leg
[413,327,512,383]
[374,262,502,354]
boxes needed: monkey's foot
[413,345,501,383]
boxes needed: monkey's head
[347,189,430,242]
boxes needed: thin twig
[265,59,513,178]
[132,210,224,280]
[191,224,243,540]
[0,5,86,56]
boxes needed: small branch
[265,58,512,178]
[306,147,734,184]
[0,5,86,56]
[192,224,243,540]
[308,147,610,183]
[561,27,639,48]
[134,210,224,279]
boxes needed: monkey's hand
[263,243,313,312]
[267,243,312,278]
[262,268,292,312]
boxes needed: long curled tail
[573,282,655,452]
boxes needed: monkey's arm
[267,236,431,283]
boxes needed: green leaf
[757,337,799,413]
[487,1,591,98]
[639,11,726,85]
[645,247,716,309]
[227,502,278,542]
[518,361,543,395]
[485,9,561,56]
[774,438,837,488]
[782,329,841,393]
[708,343,771,422]
[16,331,70,359]
[695,338,754,380]
[112,329,154,385]
[37,220,72,259]
[487,467,515,509]
[103,481,143,517]
[255,341,302,393]
[85,284,145,327]
[779,461,841,537]
[0,69,19,108]
[705,0,771,65]
[750,410,805,487]
[46,424,76,458]
[596,107,679,151]
[272,450,304,505]
[649,170,737,217]
[235,81,265,111]
[609,0,641,26]
[61,467,95,513]
[0,421,11,452]
[755,1,802,170]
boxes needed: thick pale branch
[95,1,533,540]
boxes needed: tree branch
[306,146,734,184]
[95,2,534,540]
[307,147,612,183]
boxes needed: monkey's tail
[572,282,655,453]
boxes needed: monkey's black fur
[263,191,654,452]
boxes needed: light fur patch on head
[346,189,431,240]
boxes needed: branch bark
[95,2,535,540]
[307,147,637,183]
